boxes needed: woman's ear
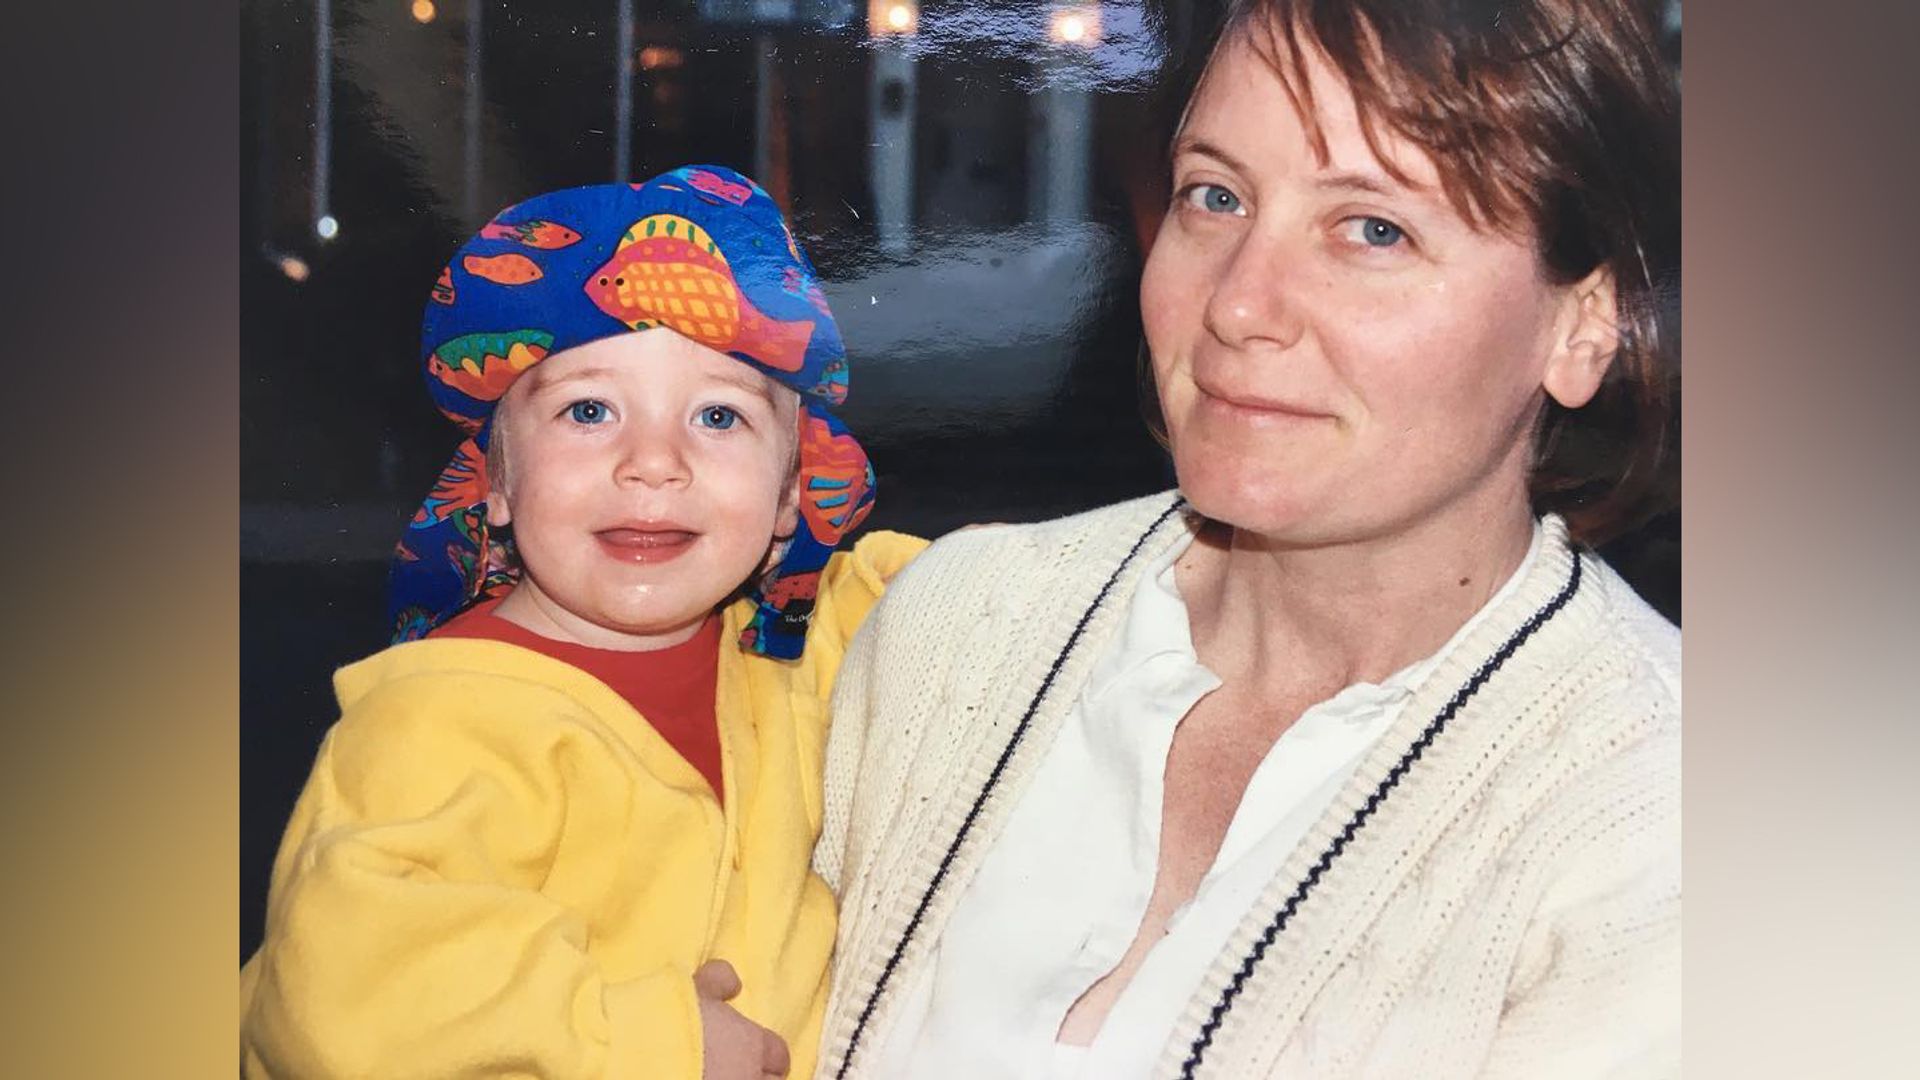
[1542,267,1621,410]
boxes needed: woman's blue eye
[1352,216,1405,247]
[697,405,740,430]
[1184,184,1244,215]
[567,400,610,424]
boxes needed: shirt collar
[1077,516,1549,714]
[1080,518,1209,705]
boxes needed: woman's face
[1142,34,1615,546]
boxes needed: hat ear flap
[740,407,874,660]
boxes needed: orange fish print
[796,414,872,541]
[682,168,754,206]
[479,218,582,249]
[583,214,816,373]
[431,265,456,304]
[427,329,553,403]
[463,252,543,285]
[411,438,488,526]
[758,569,822,608]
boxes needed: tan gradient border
[0,2,239,1076]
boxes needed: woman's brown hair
[1150,0,1679,544]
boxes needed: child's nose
[614,428,692,489]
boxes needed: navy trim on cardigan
[1177,551,1587,1078]
[832,499,1187,1079]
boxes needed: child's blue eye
[696,405,739,430]
[567,400,610,424]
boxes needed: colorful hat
[388,165,874,660]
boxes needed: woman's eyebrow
[1172,141,1419,201]
[1169,136,1253,177]
[1314,170,1397,196]
[1314,168,1443,205]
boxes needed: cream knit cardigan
[814,492,1680,1080]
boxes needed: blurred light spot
[279,256,310,282]
[638,45,684,71]
[315,215,340,241]
[1049,6,1102,46]
[411,0,436,23]
[868,0,918,36]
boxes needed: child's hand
[694,960,791,1079]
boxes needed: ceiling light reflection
[638,45,684,71]
[868,0,918,37]
[1048,5,1102,47]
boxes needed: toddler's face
[487,329,800,650]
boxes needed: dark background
[241,0,1680,955]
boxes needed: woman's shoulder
[1582,552,1682,712]
[1465,550,1680,915]
[886,490,1186,596]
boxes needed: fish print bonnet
[388,165,874,660]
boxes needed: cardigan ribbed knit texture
[814,492,1679,1079]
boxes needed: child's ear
[775,467,802,540]
[485,492,512,528]
[1542,267,1620,410]
[757,472,804,581]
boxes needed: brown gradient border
[1685,0,1920,1075]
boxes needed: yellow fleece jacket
[240,531,926,1080]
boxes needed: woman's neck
[1179,496,1537,698]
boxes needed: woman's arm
[815,600,882,896]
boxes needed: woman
[815,1,1678,1078]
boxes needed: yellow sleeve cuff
[603,969,704,1080]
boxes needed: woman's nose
[1201,230,1305,351]
[614,423,692,488]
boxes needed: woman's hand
[695,960,791,1079]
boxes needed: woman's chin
[1175,468,1325,540]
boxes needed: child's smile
[592,521,700,564]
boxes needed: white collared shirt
[872,519,1545,1079]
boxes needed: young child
[240,166,924,1079]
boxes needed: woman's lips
[1196,385,1333,424]
[594,527,698,564]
